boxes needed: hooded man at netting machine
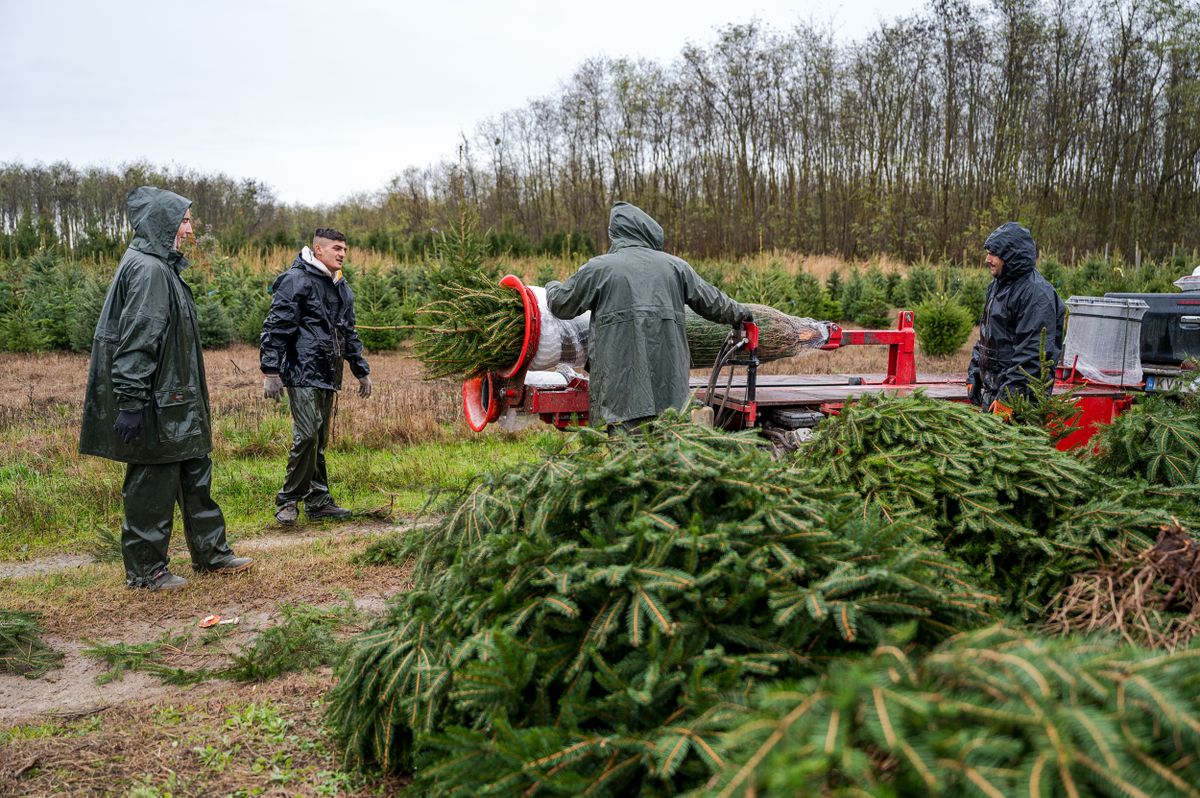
[967,221,1066,417]
[545,201,752,434]
[80,186,253,591]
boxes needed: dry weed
[1046,521,1200,650]
[0,671,401,797]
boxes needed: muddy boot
[307,502,352,521]
[197,556,254,575]
[275,500,299,526]
[136,568,187,591]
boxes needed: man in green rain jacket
[80,186,252,591]
[546,202,751,430]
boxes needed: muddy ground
[0,522,411,797]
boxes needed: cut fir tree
[413,273,830,379]
[328,416,992,795]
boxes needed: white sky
[1,0,927,206]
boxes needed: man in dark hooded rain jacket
[80,186,253,591]
[259,228,371,525]
[545,202,751,431]
[967,222,1066,415]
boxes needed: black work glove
[114,409,144,444]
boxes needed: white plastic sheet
[528,285,590,370]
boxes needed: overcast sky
[1,0,926,206]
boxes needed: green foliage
[952,268,990,321]
[195,291,234,348]
[1090,391,1200,486]
[224,598,362,681]
[824,269,842,304]
[791,271,828,318]
[913,293,973,356]
[698,626,1200,797]
[0,609,63,678]
[800,394,1168,613]
[839,268,892,328]
[901,264,935,307]
[349,268,405,350]
[413,269,526,378]
[730,265,796,309]
[82,599,362,685]
[329,418,992,790]
[66,273,109,352]
[0,243,1185,355]
[83,632,200,685]
[0,296,50,351]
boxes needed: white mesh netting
[1062,296,1148,386]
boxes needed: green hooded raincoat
[546,202,750,423]
[79,187,213,464]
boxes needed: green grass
[0,427,561,560]
[0,715,103,744]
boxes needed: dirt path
[0,519,406,580]
[0,521,416,725]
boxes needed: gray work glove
[263,373,284,400]
[114,408,144,444]
[358,375,372,399]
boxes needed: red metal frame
[821,310,917,385]
[1053,393,1133,451]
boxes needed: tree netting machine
[461,274,1198,450]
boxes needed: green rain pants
[121,454,237,587]
[277,386,337,510]
[606,416,654,437]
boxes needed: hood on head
[127,186,191,258]
[984,222,1037,280]
[608,202,664,252]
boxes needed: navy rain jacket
[259,253,370,390]
[968,222,1066,407]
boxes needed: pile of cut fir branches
[329,417,992,794]
[798,392,1195,614]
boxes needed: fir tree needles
[0,609,63,678]
[413,269,525,378]
[413,282,829,380]
[799,393,1178,613]
[329,417,991,793]
[699,626,1200,797]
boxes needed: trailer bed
[690,374,1131,409]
